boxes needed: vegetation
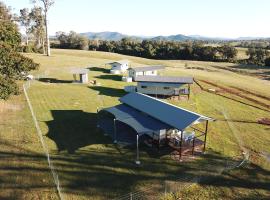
[32,0,55,56]
[0,1,39,99]
[246,47,270,66]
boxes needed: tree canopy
[0,1,39,100]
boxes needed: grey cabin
[128,65,165,80]
[127,75,193,99]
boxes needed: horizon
[4,0,270,38]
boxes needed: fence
[23,71,64,200]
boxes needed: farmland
[0,49,270,199]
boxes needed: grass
[0,49,269,199]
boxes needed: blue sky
[4,0,270,38]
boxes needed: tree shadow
[46,110,111,153]
[94,74,122,81]
[38,78,73,84]
[88,67,109,73]
[89,86,127,97]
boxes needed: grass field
[1,49,270,199]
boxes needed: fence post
[130,192,132,200]
[164,181,167,196]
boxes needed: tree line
[53,31,270,66]
[53,32,238,62]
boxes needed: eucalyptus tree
[19,8,31,45]
[32,0,54,56]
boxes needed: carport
[99,104,172,164]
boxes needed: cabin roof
[107,59,129,65]
[128,65,165,72]
[135,75,193,84]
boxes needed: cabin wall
[137,82,181,95]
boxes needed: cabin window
[141,86,147,89]
[164,87,170,89]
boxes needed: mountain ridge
[79,31,270,41]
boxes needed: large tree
[32,0,54,56]
[19,8,31,46]
[29,6,45,52]
[0,1,39,99]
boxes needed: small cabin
[71,69,89,83]
[108,60,129,74]
[133,75,193,99]
[128,65,165,80]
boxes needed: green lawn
[1,49,269,199]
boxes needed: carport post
[114,118,117,143]
[203,120,209,153]
[135,134,141,165]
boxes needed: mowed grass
[1,49,269,199]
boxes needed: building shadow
[88,67,110,73]
[89,86,127,97]
[46,110,111,153]
[94,75,122,81]
[38,78,73,84]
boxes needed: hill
[79,31,270,41]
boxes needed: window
[164,87,170,89]
[141,86,147,89]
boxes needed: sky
[4,0,270,38]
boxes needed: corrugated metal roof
[103,104,172,134]
[70,68,89,74]
[120,93,211,130]
[135,75,193,84]
[108,59,129,65]
[128,65,165,72]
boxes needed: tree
[32,0,54,56]
[246,48,269,65]
[265,57,270,67]
[29,6,45,52]
[0,2,39,99]
[19,8,31,45]
[218,45,238,62]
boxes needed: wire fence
[23,71,64,200]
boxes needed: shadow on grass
[46,110,111,153]
[89,86,127,97]
[38,78,73,84]
[94,74,122,81]
[1,137,270,199]
[89,67,110,73]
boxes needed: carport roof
[103,104,172,135]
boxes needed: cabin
[98,92,213,164]
[107,60,129,74]
[126,75,193,99]
[70,69,89,83]
[128,65,165,80]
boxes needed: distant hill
[80,32,127,41]
[79,31,269,42]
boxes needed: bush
[0,76,19,100]
[265,57,270,67]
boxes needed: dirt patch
[185,66,218,72]
[199,80,270,110]
[230,86,270,101]
[0,101,23,113]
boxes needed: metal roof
[70,68,89,74]
[103,104,172,135]
[135,75,193,84]
[120,93,212,130]
[107,59,129,65]
[128,65,165,72]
